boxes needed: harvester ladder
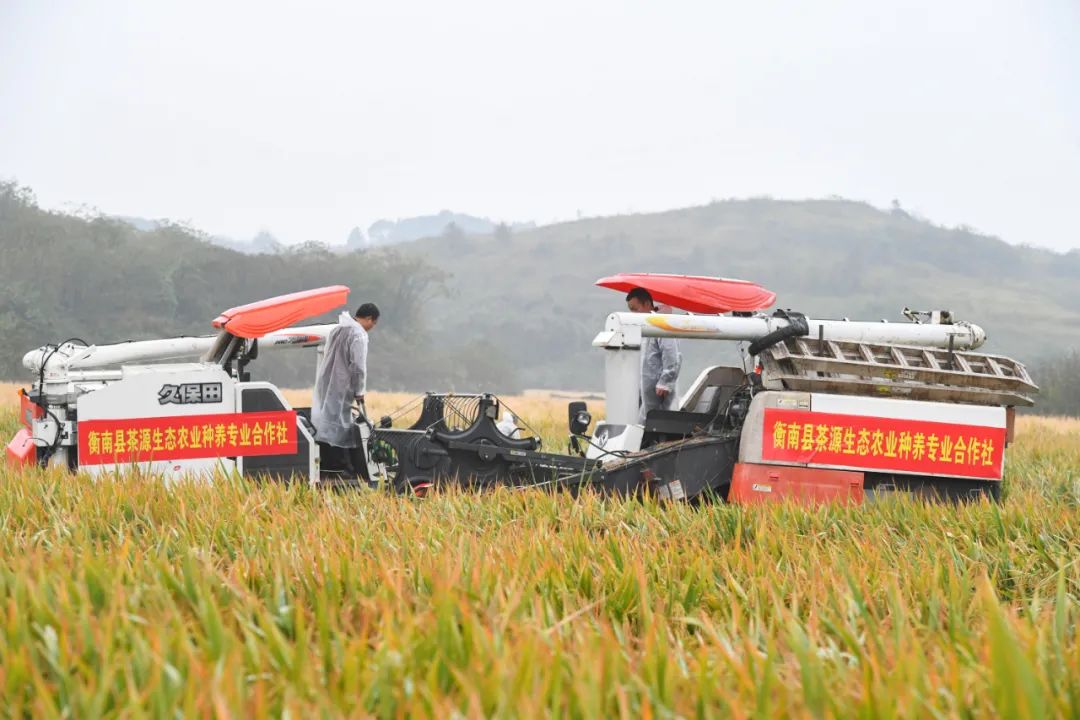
[760,338,1038,407]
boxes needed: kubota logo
[158,382,223,405]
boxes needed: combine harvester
[584,273,1037,502]
[6,276,1037,504]
[7,287,349,483]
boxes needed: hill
[112,216,286,254]
[364,211,535,248]
[116,210,535,254]
[404,198,1080,393]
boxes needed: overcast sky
[2,1,1077,250]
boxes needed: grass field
[0,383,1077,717]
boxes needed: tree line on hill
[1028,352,1080,417]
[0,181,513,395]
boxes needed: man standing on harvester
[312,302,380,473]
[626,288,682,422]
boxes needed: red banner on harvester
[78,411,297,466]
[761,408,1005,480]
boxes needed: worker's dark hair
[625,287,653,305]
[355,302,380,320]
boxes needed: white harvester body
[8,287,349,483]
[586,274,1035,502]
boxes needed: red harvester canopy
[212,285,350,339]
[595,273,775,314]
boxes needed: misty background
[2,1,1077,251]
[1,1,1079,412]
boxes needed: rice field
[0,383,1077,717]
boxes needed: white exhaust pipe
[23,324,337,374]
[595,312,986,349]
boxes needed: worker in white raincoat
[626,288,682,422]
[312,303,380,457]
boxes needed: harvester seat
[678,365,747,418]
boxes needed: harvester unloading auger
[6,275,1038,504]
